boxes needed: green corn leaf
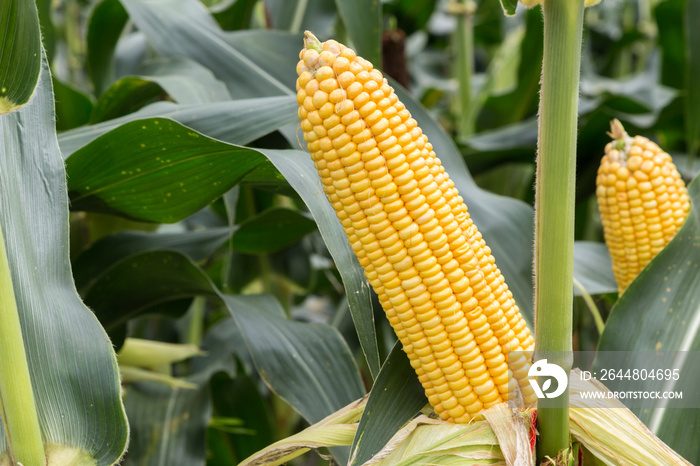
[595,176,700,464]
[0,54,127,465]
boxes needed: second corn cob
[296,32,535,422]
[596,120,690,294]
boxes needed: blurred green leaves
[0,0,41,112]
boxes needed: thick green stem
[0,224,46,465]
[452,0,475,138]
[534,0,584,461]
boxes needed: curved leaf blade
[232,207,316,254]
[91,58,232,123]
[138,56,231,104]
[66,118,267,223]
[573,241,617,296]
[595,176,700,463]
[224,293,365,464]
[0,0,41,112]
[120,0,293,98]
[262,149,381,379]
[84,246,365,457]
[224,294,365,425]
[84,251,218,333]
[685,0,700,160]
[72,227,230,291]
[58,96,298,157]
[87,0,129,95]
[349,342,425,466]
[333,0,381,65]
[0,60,127,462]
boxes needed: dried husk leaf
[238,396,366,466]
[242,368,692,466]
[569,369,691,466]
[481,403,535,466]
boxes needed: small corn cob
[296,32,535,422]
[596,119,690,294]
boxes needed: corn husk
[366,403,534,466]
[242,368,691,466]
[569,369,691,466]
[238,396,366,466]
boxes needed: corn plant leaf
[87,0,130,95]
[595,175,700,463]
[239,396,364,466]
[0,0,41,112]
[66,118,269,223]
[349,342,426,466]
[58,95,298,157]
[0,56,128,462]
[225,294,364,465]
[261,149,381,379]
[123,382,211,465]
[231,207,316,254]
[120,0,294,98]
[685,0,700,160]
[333,0,382,65]
[84,246,364,463]
[84,250,218,336]
[72,227,231,291]
[209,371,276,462]
[499,0,518,16]
[224,293,365,423]
[90,57,231,123]
[52,77,93,131]
[573,241,616,296]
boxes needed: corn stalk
[534,0,585,460]
[0,223,45,465]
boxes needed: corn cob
[296,32,535,422]
[596,119,690,294]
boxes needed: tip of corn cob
[295,32,536,423]
[607,118,630,152]
[596,119,690,293]
[303,30,322,53]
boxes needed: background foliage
[2,0,698,463]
